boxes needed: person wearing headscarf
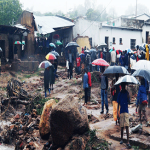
[145,44,149,60]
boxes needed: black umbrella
[103,66,129,78]
[132,69,150,82]
[65,42,79,48]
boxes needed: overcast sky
[19,0,150,15]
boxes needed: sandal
[126,143,131,149]
[120,140,123,144]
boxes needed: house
[17,11,75,56]
[0,24,28,62]
[73,13,150,50]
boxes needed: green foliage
[86,129,111,150]
[0,0,22,25]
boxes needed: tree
[44,12,53,16]
[0,0,22,25]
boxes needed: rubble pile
[0,109,42,150]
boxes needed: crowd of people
[81,44,150,149]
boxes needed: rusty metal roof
[34,15,74,34]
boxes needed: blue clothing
[144,79,149,91]
[119,55,123,66]
[136,85,147,105]
[83,73,88,89]
[101,89,108,111]
[117,90,129,114]
[124,54,128,66]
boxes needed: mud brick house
[0,24,28,62]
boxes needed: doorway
[146,31,149,43]
[105,37,109,48]
[0,40,5,57]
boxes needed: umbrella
[39,61,52,69]
[45,53,56,60]
[49,43,56,48]
[84,50,90,53]
[53,34,59,39]
[139,46,145,51]
[132,69,150,82]
[49,51,60,57]
[103,66,129,78]
[116,50,122,54]
[14,41,22,44]
[65,42,79,48]
[97,43,107,48]
[90,49,97,53]
[92,58,110,66]
[127,49,133,54]
[132,60,150,70]
[114,75,140,85]
[56,40,62,45]
[22,41,25,45]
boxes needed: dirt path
[0,68,150,150]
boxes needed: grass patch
[24,74,32,78]
[86,130,111,150]
[32,95,59,115]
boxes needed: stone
[10,125,15,130]
[50,95,89,147]
[14,114,20,119]
[10,118,15,124]
[39,99,56,140]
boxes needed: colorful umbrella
[56,40,62,45]
[49,43,56,48]
[39,61,52,69]
[14,41,22,44]
[92,58,110,66]
[46,53,56,60]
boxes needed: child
[117,82,131,149]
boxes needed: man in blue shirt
[83,68,89,106]
[117,82,131,149]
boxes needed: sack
[142,100,148,105]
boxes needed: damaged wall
[75,36,91,53]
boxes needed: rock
[50,95,89,148]
[39,99,56,140]
[14,114,20,119]
[10,118,15,124]
[10,125,15,130]
[64,134,89,150]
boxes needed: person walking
[44,67,50,97]
[105,47,111,64]
[111,47,116,66]
[68,50,73,79]
[87,68,92,103]
[145,44,149,61]
[49,62,55,91]
[83,68,89,106]
[85,54,91,72]
[136,78,149,126]
[76,55,81,75]
[99,66,109,114]
[117,83,131,149]
[124,50,128,70]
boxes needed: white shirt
[111,51,116,63]
[66,60,69,69]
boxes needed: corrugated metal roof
[34,15,74,34]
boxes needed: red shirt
[87,72,92,87]
[76,57,81,67]
[100,52,103,58]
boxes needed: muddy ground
[0,66,150,150]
